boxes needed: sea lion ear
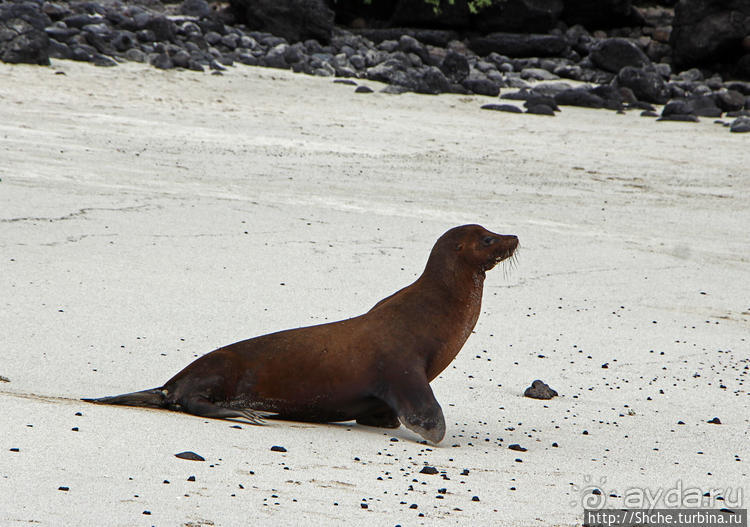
[455,243,463,251]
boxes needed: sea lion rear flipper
[383,371,445,444]
[181,395,274,425]
[82,388,167,408]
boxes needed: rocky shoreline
[1,0,749,133]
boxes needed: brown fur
[84,224,518,443]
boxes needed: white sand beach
[1,60,748,526]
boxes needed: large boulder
[0,1,51,65]
[468,32,568,58]
[562,0,643,29]
[390,0,471,28]
[335,0,564,33]
[590,37,651,73]
[229,0,335,43]
[470,0,563,33]
[670,0,750,75]
[616,66,670,104]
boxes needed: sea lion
[84,224,518,443]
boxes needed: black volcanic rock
[554,88,606,109]
[391,0,471,28]
[524,380,558,399]
[230,0,335,43]
[590,38,650,73]
[440,49,470,83]
[616,66,670,104]
[179,0,212,18]
[468,33,567,58]
[481,103,523,113]
[730,116,750,132]
[471,0,563,33]
[562,0,642,29]
[715,89,746,112]
[671,0,750,74]
[0,2,51,65]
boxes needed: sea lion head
[441,224,519,275]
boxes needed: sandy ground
[1,59,748,526]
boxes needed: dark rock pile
[1,0,749,132]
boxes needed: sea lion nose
[503,234,519,248]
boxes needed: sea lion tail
[82,388,167,409]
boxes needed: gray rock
[657,114,700,122]
[236,52,258,66]
[0,2,51,65]
[313,64,334,76]
[180,0,212,18]
[590,37,650,73]
[521,67,559,81]
[554,88,605,108]
[481,103,523,113]
[398,34,430,65]
[653,62,672,78]
[220,33,239,49]
[263,43,289,69]
[616,66,669,104]
[440,49,470,83]
[45,24,79,42]
[524,379,558,399]
[468,32,568,58]
[472,0,563,33]
[553,63,584,80]
[172,49,191,68]
[349,54,365,70]
[136,29,156,43]
[48,38,71,59]
[146,16,176,43]
[70,44,93,62]
[239,35,257,49]
[62,14,101,29]
[150,52,174,69]
[462,77,500,97]
[205,31,221,45]
[411,65,452,95]
[377,39,399,53]
[715,90,745,112]
[677,67,704,82]
[125,47,146,62]
[688,95,723,116]
[562,0,641,29]
[93,54,117,67]
[111,30,137,52]
[730,116,750,132]
[230,0,335,44]
[671,0,750,71]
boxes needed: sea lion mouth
[484,246,518,272]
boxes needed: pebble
[524,380,559,399]
[175,451,205,461]
[480,103,522,113]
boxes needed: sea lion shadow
[232,416,436,445]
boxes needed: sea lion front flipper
[383,371,446,444]
[181,395,274,425]
[356,404,400,428]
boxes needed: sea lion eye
[482,236,495,246]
